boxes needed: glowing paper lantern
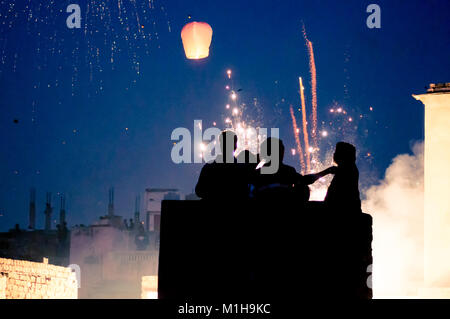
[181,22,213,59]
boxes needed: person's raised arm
[302,166,337,185]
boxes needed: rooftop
[427,83,450,93]
[145,188,179,193]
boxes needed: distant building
[0,190,70,266]
[1,186,184,298]
[69,187,159,298]
[0,226,69,266]
[414,83,450,298]
[144,188,181,250]
[185,193,201,201]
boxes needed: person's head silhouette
[219,130,237,163]
[333,142,356,166]
[237,149,258,164]
[260,137,284,165]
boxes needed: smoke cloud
[362,141,424,298]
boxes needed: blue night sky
[0,0,448,231]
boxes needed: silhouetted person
[236,149,258,167]
[195,130,250,200]
[249,138,335,294]
[236,149,259,192]
[254,137,335,202]
[254,137,303,198]
[324,142,361,213]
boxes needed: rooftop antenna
[134,194,141,224]
[44,192,52,231]
[108,187,114,216]
[59,193,66,226]
[29,188,36,230]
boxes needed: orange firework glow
[299,77,311,172]
[290,105,305,173]
[303,26,318,150]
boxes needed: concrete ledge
[158,199,372,299]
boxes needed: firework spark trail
[299,77,311,172]
[290,105,306,173]
[219,70,265,156]
[303,26,318,151]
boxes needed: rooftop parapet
[427,83,450,93]
[158,198,373,300]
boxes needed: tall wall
[0,257,77,299]
[414,90,450,288]
[158,200,373,299]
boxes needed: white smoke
[362,141,424,298]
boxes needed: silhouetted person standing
[254,137,335,202]
[250,138,335,294]
[236,149,258,168]
[195,130,249,200]
[254,137,305,199]
[324,142,361,213]
[236,149,259,192]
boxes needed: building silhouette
[69,187,169,298]
[0,190,70,266]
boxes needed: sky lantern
[181,21,213,59]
